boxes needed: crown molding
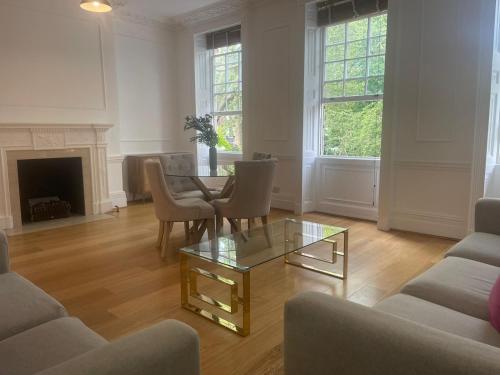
[174,0,247,27]
[110,0,177,31]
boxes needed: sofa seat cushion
[375,294,500,348]
[401,257,500,320]
[0,273,67,341]
[0,317,107,375]
[446,232,500,267]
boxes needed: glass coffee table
[179,218,348,336]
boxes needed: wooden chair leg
[156,221,164,248]
[216,215,223,234]
[184,221,190,242]
[261,216,268,225]
[248,218,254,231]
[207,219,215,240]
[228,218,239,234]
[194,220,208,243]
[160,222,173,259]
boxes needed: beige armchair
[211,159,276,234]
[145,160,215,258]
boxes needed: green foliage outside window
[323,101,383,157]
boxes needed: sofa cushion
[0,317,107,375]
[489,276,500,332]
[0,273,67,341]
[401,257,500,320]
[375,294,500,348]
[446,232,500,267]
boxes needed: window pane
[226,93,242,111]
[226,52,239,64]
[326,24,345,44]
[326,45,344,61]
[215,65,225,84]
[344,79,365,96]
[346,40,367,59]
[370,14,387,37]
[367,77,384,95]
[323,101,383,157]
[227,82,239,92]
[369,36,386,55]
[227,64,239,82]
[368,56,385,76]
[347,19,368,41]
[214,55,225,66]
[214,115,242,152]
[346,59,366,79]
[214,84,225,94]
[215,94,226,112]
[325,62,344,81]
[323,82,343,98]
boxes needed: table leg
[190,176,214,200]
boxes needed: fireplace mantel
[0,123,113,230]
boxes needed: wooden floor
[8,203,456,374]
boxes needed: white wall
[378,0,496,238]
[113,18,179,155]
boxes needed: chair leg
[184,221,190,242]
[207,219,215,240]
[261,216,268,225]
[156,221,164,248]
[248,218,255,231]
[216,215,223,234]
[160,222,173,259]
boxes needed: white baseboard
[0,216,13,230]
[271,193,295,211]
[316,201,378,221]
[110,191,128,208]
[390,210,466,239]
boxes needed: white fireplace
[0,124,113,231]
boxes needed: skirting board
[0,216,13,230]
[390,211,466,240]
[316,201,378,221]
[110,191,128,208]
[271,195,295,211]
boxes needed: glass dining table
[165,165,235,200]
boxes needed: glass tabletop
[166,165,235,178]
[179,218,347,271]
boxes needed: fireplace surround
[0,124,113,231]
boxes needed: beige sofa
[0,231,200,375]
[284,198,500,375]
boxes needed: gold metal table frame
[179,221,348,337]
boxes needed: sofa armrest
[475,198,500,235]
[37,320,200,375]
[0,230,9,274]
[284,292,500,375]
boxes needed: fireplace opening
[17,157,85,223]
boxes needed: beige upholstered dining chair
[159,153,205,200]
[211,159,276,234]
[145,160,215,259]
[252,152,272,160]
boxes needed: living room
[1,0,500,374]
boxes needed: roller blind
[317,0,388,27]
[206,25,241,50]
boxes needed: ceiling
[114,0,224,21]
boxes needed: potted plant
[184,114,219,171]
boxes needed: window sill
[317,155,380,162]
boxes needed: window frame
[208,43,243,154]
[319,12,387,159]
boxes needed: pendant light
[80,0,112,13]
